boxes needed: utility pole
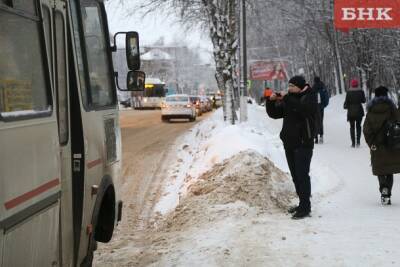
[239,0,248,122]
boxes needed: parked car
[189,96,202,116]
[161,94,196,122]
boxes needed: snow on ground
[148,96,400,266]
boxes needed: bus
[132,78,166,109]
[0,0,144,266]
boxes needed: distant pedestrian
[212,96,217,109]
[312,77,330,144]
[266,75,318,219]
[363,86,400,205]
[344,79,366,147]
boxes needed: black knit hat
[289,76,306,89]
[375,86,388,97]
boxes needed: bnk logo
[334,0,400,29]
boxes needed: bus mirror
[126,70,145,91]
[126,31,140,71]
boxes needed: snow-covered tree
[128,0,239,123]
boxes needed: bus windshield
[144,83,166,97]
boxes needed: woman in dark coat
[363,86,400,205]
[344,79,366,147]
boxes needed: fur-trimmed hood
[367,96,397,112]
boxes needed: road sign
[250,61,287,81]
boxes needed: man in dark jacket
[266,76,318,219]
[312,77,329,144]
[363,86,400,205]
[344,79,366,147]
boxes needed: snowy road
[94,109,211,266]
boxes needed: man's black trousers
[285,147,313,211]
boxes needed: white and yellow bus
[0,0,144,266]
[132,78,166,109]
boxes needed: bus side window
[80,1,115,108]
[12,0,36,13]
[55,10,68,144]
[0,3,51,118]
[42,4,53,87]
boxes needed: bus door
[70,0,120,264]
[47,0,76,265]
[0,0,61,266]
[42,0,75,265]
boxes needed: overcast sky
[105,0,213,63]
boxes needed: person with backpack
[266,76,318,219]
[344,78,366,147]
[312,77,330,144]
[363,86,400,205]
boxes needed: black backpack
[371,119,400,150]
[320,88,330,108]
[385,121,400,149]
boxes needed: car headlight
[143,98,148,103]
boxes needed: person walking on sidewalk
[266,75,318,219]
[344,78,366,147]
[363,86,400,205]
[312,77,330,144]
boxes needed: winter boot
[319,135,324,144]
[291,209,311,220]
[381,196,391,205]
[314,137,318,144]
[287,206,299,214]
[381,188,391,205]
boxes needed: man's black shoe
[291,209,311,220]
[287,206,298,214]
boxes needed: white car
[161,94,196,122]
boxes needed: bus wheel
[189,116,195,122]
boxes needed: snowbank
[155,102,341,214]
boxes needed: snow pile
[155,103,341,214]
[155,151,293,232]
